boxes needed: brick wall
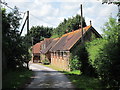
[51,51,70,71]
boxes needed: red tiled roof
[41,38,59,54]
[40,38,54,53]
[32,42,42,54]
[50,25,93,52]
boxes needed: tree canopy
[2,7,31,71]
[86,17,120,88]
[24,25,53,45]
[52,14,86,38]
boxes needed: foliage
[78,44,97,77]
[42,59,50,65]
[52,14,86,37]
[86,38,107,68]
[86,17,120,88]
[68,75,102,89]
[2,7,31,70]
[25,25,53,45]
[63,70,102,89]
[70,55,81,71]
[2,68,33,88]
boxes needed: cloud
[4,0,118,35]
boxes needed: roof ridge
[62,25,91,37]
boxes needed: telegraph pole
[32,37,34,63]
[20,11,29,35]
[80,4,84,43]
[27,11,29,34]
[26,11,29,69]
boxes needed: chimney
[90,20,92,25]
[65,29,68,33]
[79,25,81,28]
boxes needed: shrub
[70,55,81,71]
[42,59,50,65]
[86,17,120,88]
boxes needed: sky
[2,0,118,36]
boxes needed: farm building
[32,42,42,63]
[49,25,101,71]
[41,38,59,64]
[33,25,101,71]
[40,38,54,64]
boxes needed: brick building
[40,38,54,63]
[32,42,42,63]
[41,38,59,63]
[32,25,101,71]
[49,25,101,71]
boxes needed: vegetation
[42,59,50,65]
[25,14,87,46]
[25,25,53,45]
[52,14,86,37]
[2,2,119,89]
[2,7,31,71]
[68,74,102,89]
[2,7,33,88]
[86,17,120,88]
[2,68,33,88]
[42,64,101,89]
[70,55,80,71]
[68,17,120,88]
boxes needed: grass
[42,64,102,89]
[2,68,33,89]
[67,74,102,89]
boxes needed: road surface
[25,63,74,88]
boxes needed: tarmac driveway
[25,63,74,88]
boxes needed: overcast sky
[3,0,118,35]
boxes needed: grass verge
[42,64,102,89]
[2,67,33,89]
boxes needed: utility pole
[80,4,84,43]
[26,11,29,69]
[27,11,29,34]
[20,11,29,35]
[32,37,34,63]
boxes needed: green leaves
[86,17,120,87]
[2,7,31,70]
[53,14,86,37]
[26,25,53,45]
[70,55,81,71]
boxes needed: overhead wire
[30,14,57,27]
[1,1,25,14]
[19,12,26,29]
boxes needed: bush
[42,59,50,65]
[70,55,81,71]
[86,17,120,88]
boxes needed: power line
[30,14,57,26]
[1,1,24,14]
[19,12,26,29]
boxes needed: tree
[25,25,53,45]
[86,17,120,88]
[102,0,120,23]
[52,14,86,37]
[2,7,31,71]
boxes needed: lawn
[2,68,33,89]
[42,64,102,89]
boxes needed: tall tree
[2,7,31,71]
[24,26,53,45]
[52,14,86,37]
[86,17,120,88]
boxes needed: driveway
[25,63,74,88]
